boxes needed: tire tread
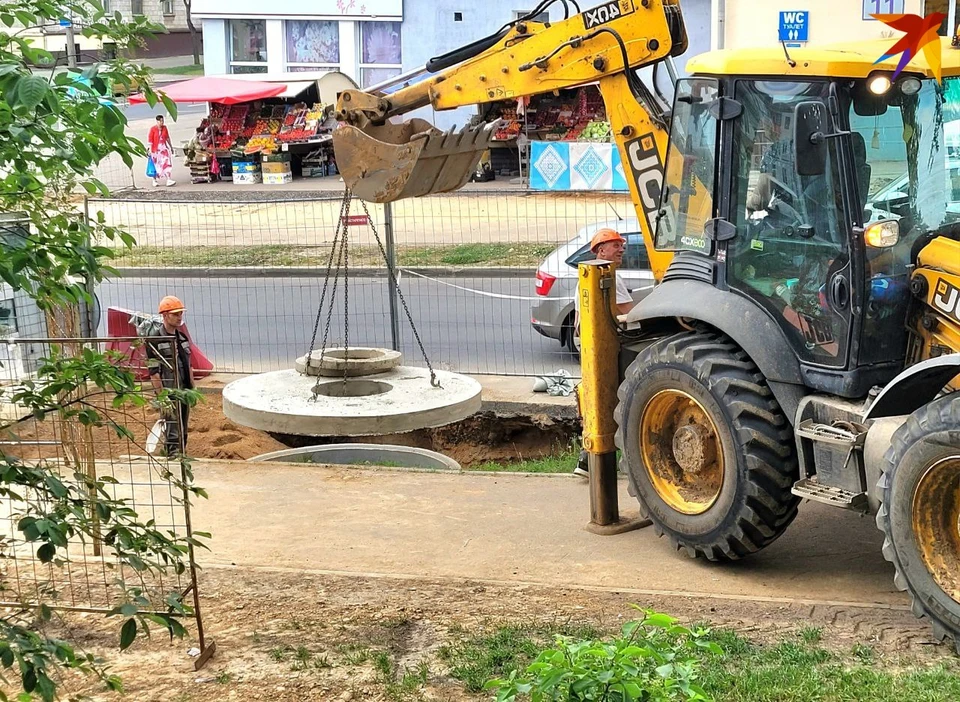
[615,330,800,561]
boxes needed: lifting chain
[304,190,441,397]
[357,198,441,389]
[306,190,352,399]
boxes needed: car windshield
[851,77,960,238]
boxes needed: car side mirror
[864,219,900,248]
[793,101,828,177]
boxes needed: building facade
[30,0,198,61]
[196,0,712,129]
[715,0,953,51]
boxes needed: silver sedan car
[531,218,656,352]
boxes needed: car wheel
[563,313,580,355]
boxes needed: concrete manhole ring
[295,347,403,377]
[223,367,482,436]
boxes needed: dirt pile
[188,395,287,460]
[5,393,287,462]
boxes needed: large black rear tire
[876,393,960,649]
[615,331,800,560]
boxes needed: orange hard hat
[158,296,185,314]
[590,228,626,252]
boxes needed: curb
[114,266,536,279]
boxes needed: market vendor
[184,123,214,162]
[184,123,220,183]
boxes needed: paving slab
[190,461,904,608]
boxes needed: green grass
[440,621,960,701]
[699,629,960,701]
[107,243,555,269]
[157,63,204,76]
[467,445,581,474]
[437,623,602,692]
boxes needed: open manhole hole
[312,379,393,398]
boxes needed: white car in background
[530,218,655,353]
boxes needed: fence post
[80,197,96,339]
[383,202,401,352]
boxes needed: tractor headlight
[868,74,893,95]
[864,219,901,248]
[899,77,922,95]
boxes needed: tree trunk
[184,0,201,65]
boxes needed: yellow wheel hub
[912,454,960,604]
[639,389,725,515]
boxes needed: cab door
[725,80,853,368]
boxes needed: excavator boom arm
[332,0,687,278]
[337,0,683,123]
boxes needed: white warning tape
[399,268,554,302]
[399,268,654,303]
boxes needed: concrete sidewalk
[191,461,903,609]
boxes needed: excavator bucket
[333,118,500,203]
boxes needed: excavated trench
[271,411,582,468]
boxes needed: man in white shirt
[573,228,637,477]
[574,227,637,326]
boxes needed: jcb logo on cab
[933,279,960,322]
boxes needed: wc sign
[778,10,809,43]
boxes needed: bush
[486,608,721,702]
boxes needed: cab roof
[687,36,960,80]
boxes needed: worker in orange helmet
[573,228,636,331]
[572,228,637,478]
[144,295,195,457]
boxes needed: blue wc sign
[778,10,809,43]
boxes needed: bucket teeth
[334,119,501,203]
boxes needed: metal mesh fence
[88,189,635,378]
[90,153,136,194]
[0,335,211,663]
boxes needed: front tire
[876,393,960,648]
[615,331,800,560]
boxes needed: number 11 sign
[863,0,906,20]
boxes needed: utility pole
[65,15,77,68]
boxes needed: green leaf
[119,617,137,650]
[14,75,48,110]
[120,602,138,617]
[36,543,56,563]
[159,92,178,120]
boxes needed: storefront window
[359,21,401,88]
[230,20,267,73]
[285,20,340,71]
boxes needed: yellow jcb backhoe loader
[332,0,960,647]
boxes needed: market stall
[477,84,624,190]
[131,76,341,186]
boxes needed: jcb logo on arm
[933,278,960,323]
[583,0,635,29]
[625,133,673,240]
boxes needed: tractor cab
[644,38,960,400]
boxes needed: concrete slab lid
[294,347,403,377]
[222,367,482,436]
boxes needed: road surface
[96,274,581,378]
